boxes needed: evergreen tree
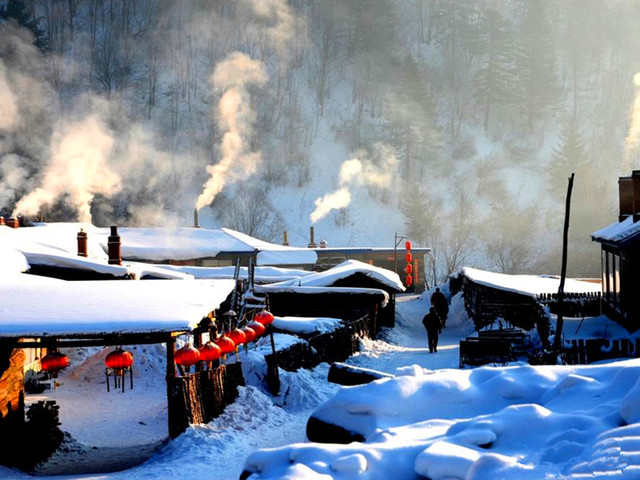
[0,0,47,50]
[514,0,561,129]
[469,9,518,131]
[547,116,588,201]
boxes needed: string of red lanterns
[405,241,413,287]
[40,351,70,376]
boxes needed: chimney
[283,230,289,246]
[6,218,19,229]
[319,239,327,248]
[194,208,200,228]
[0,217,4,226]
[633,170,640,222]
[308,226,317,248]
[108,225,122,265]
[619,176,634,222]
[77,228,88,257]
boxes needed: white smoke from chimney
[195,52,267,211]
[0,63,19,131]
[310,187,352,224]
[310,143,399,223]
[250,0,306,64]
[624,72,640,170]
[13,115,120,222]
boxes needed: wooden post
[553,173,574,358]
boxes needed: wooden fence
[563,338,639,365]
[167,363,244,438]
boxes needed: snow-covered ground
[3,291,640,479]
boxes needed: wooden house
[592,170,640,331]
[462,267,600,331]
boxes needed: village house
[591,170,640,332]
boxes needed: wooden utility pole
[552,173,575,357]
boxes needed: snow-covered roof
[272,316,342,335]
[115,226,317,265]
[154,264,311,283]
[591,216,640,245]
[254,284,390,307]
[0,276,235,337]
[271,259,405,292]
[463,267,601,298]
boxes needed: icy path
[1,292,467,480]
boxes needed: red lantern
[228,328,247,347]
[105,348,133,370]
[214,335,236,355]
[255,311,274,325]
[199,341,222,362]
[405,263,413,274]
[247,321,266,337]
[175,344,200,367]
[405,252,412,263]
[41,351,69,373]
[405,274,413,287]
[405,241,412,251]
[242,326,257,343]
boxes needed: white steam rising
[0,63,19,131]
[13,115,120,222]
[251,0,306,63]
[195,52,267,211]
[310,143,398,223]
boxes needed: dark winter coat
[422,311,442,333]
[431,291,449,317]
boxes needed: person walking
[422,306,443,353]
[430,287,449,327]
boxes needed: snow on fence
[536,292,602,318]
[563,338,640,365]
[264,313,375,395]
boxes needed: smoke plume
[0,63,19,131]
[310,143,398,223]
[250,0,307,64]
[13,115,120,222]
[195,52,267,211]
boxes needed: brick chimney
[619,176,633,222]
[0,217,4,226]
[108,225,122,265]
[283,230,289,246]
[77,229,88,257]
[308,226,317,248]
[194,208,200,228]
[5,218,19,229]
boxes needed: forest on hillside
[2,0,640,280]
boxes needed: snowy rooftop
[1,223,318,266]
[272,316,343,335]
[271,259,405,292]
[591,215,640,245]
[0,275,235,337]
[254,284,390,307]
[463,267,601,298]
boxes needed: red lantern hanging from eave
[247,321,266,337]
[214,335,236,355]
[199,341,222,362]
[241,326,257,343]
[228,328,247,347]
[105,348,133,370]
[405,241,412,251]
[405,263,413,274]
[255,310,275,325]
[405,252,413,263]
[175,344,200,367]
[41,351,70,373]
[405,274,413,287]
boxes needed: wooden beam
[10,332,181,350]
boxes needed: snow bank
[244,359,640,479]
[0,248,29,276]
